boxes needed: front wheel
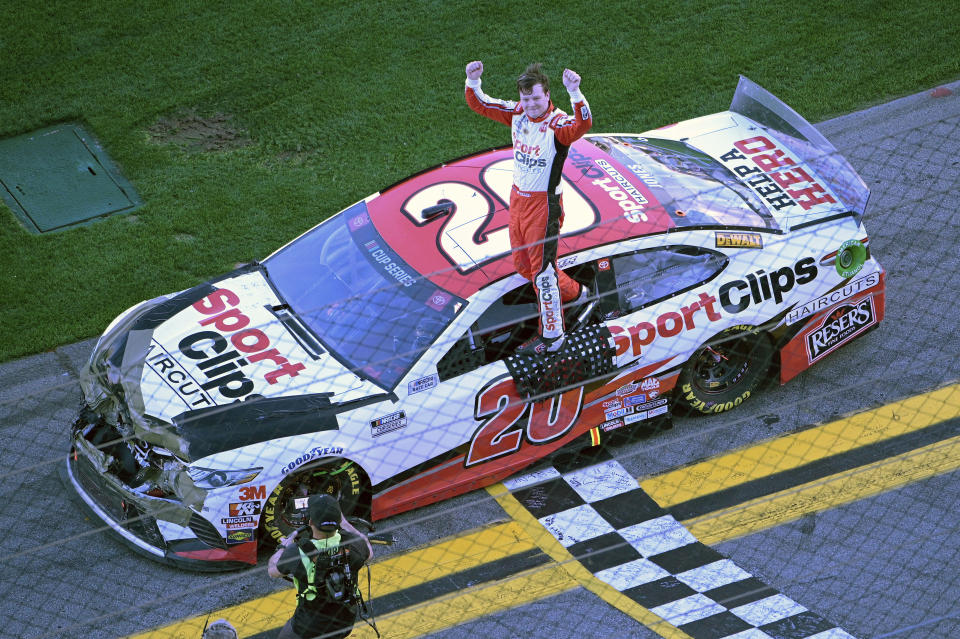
[676,327,773,415]
[260,458,367,547]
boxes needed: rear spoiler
[730,76,869,224]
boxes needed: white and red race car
[67,77,884,569]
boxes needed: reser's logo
[177,288,306,400]
[806,298,876,362]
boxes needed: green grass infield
[1,0,958,363]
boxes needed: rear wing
[730,76,869,223]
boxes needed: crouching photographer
[268,494,372,639]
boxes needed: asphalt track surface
[1,79,958,639]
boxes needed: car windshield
[586,135,779,230]
[263,201,465,389]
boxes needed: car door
[369,275,591,514]
[597,243,730,373]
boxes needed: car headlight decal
[186,466,262,489]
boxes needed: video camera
[314,545,355,604]
[291,496,356,605]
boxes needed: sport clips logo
[175,288,306,401]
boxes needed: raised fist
[562,68,581,92]
[466,60,483,81]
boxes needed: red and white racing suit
[465,77,593,341]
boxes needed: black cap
[308,494,342,531]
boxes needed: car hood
[94,263,382,458]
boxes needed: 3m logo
[238,485,266,501]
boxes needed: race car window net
[583,135,779,231]
[437,288,540,381]
[263,201,465,389]
[730,75,870,222]
[437,262,601,381]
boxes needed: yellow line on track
[687,433,960,546]
[365,519,537,595]
[128,520,539,639]
[489,487,695,639]
[130,382,960,639]
[640,383,960,507]
[348,564,573,639]
[479,427,960,639]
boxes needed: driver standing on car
[465,60,592,354]
[268,495,372,639]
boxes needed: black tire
[676,326,773,415]
[260,458,366,547]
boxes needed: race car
[66,77,885,570]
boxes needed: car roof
[362,137,764,300]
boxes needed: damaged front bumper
[65,407,257,571]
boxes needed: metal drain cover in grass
[0,123,141,234]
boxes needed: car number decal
[466,376,583,467]
[399,158,597,273]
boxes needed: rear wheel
[676,327,773,415]
[260,458,366,547]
